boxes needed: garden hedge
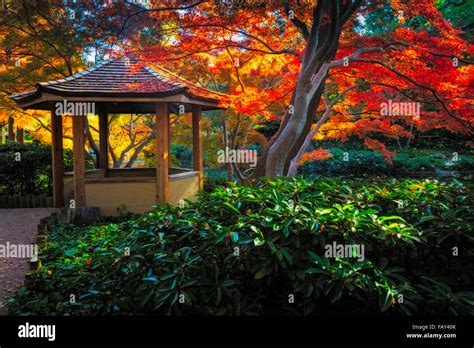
[0,142,95,195]
[7,177,473,316]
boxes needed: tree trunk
[253,0,356,178]
[221,116,234,181]
[265,82,312,177]
[84,117,99,167]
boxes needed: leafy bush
[300,147,474,177]
[203,168,231,192]
[392,150,474,174]
[300,148,388,177]
[171,144,192,168]
[8,178,473,315]
[253,119,280,139]
[0,142,52,195]
[203,176,229,193]
[0,143,96,195]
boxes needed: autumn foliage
[0,0,472,175]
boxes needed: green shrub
[0,143,96,195]
[300,148,389,177]
[0,142,52,195]
[63,148,95,172]
[203,169,230,192]
[7,178,473,315]
[300,147,474,178]
[171,144,192,168]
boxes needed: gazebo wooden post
[98,104,109,176]
[155,102,169,205]
[51,105,64,207]
[7,116,14,142]
[192,105,203,190]
[16,128,24,143]
[72,115,86,208]
[168,113,172,168]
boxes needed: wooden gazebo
[10,56,225,215]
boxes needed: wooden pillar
[155,102,169,205]
[51,107,64,207]
[7,116,14,142]
[16,128,24,143]
[168,114,172,168]
[98,105,108,175]
[192,105,203,190]
[72,116,86,208]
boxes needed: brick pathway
[0,208,57,315]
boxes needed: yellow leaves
[37,17,48,27]
[403,48,418,60]
[439,81,460,92]
[395,48,425,69]
[0,110,8,124]
[314,121,353,141]
[0,107,53,143]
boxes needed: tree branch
[282,0,310,40]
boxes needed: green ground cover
[8,177,473,316]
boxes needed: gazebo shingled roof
[10,56,226,113]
